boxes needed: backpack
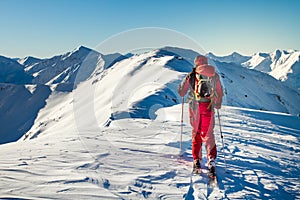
[197,74,215,98]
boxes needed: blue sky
[0,0,299,58]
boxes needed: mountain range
[207,49,300,92]
[0,46,299,199]
[0,46,299,145]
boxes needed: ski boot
[193,159,201,174]
[208,159,216,178]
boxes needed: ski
[208,174,218,188]
[189,169,208,199]
[207,161,219,188]
[178,157,224,199]
[208,171,219,188]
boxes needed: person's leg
[199,103,217,162]
[206,133,217,162]
[189,104,202,161]
[205,117,217,176]
[206,114,217,162]
[192,131,202,161]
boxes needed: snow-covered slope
[0,105,299,199]
[214,61,299,115]
[21,49,190,140]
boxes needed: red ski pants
[189,102,217,161]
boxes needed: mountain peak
[206,51,250,65]
[231,51,243,56]
[76,45,92,51]
[207,52,215,56]
[273,49,282,56]
[62,46,100,60]
[72,46,95,54]
[18,56,41,66]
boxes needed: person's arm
[178,74,190,97]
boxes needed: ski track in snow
[0,106,299,199]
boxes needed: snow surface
[0,46,300,199]
[0,105,299,199]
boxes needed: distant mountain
[242,52,272,72]
[18,56,41,67]
[208,49,300,92]
[22,46,101,86]
[207,52,251,65]
[214,60,299,115]
[15,46,127,90]
[242,49,300,91]
[0,55,33,84]
[269,50,299,92]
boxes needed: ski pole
[180,96,184,157]
[217,109,228,172]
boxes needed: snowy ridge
[26,46,102,85]
[17,46,127,88]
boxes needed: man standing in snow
[178,55,223,176]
